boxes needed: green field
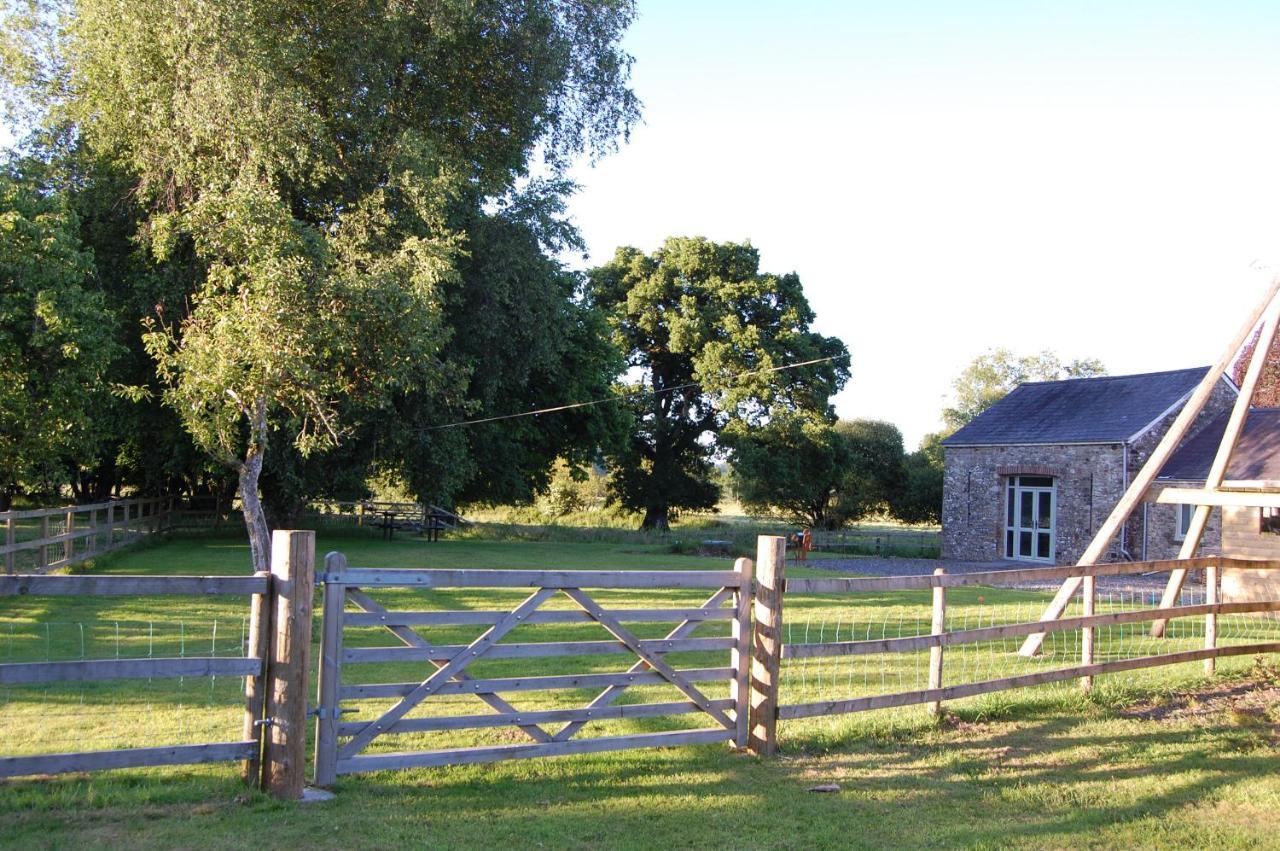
[2,532,1279,849]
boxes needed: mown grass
[2,532,1279,849]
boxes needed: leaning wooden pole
[1150,292,1280,635]
[1020,278,1280,657]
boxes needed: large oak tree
[589,237,849,530]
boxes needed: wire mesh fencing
[0,616,252,757]
[777,566,1280,722]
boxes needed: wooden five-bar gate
[311,555,752,784]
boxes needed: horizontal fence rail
[325,567,745,589]
[784,556,1246,593]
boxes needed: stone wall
[942,443,1126,563]
[1139,485,1222,561]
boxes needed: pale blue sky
[566,1,1280,445]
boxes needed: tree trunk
[238,398,273,574]
[640,504,670,532]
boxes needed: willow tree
[589,237,850,531]
[6,0,639,570]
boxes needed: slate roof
[1158,408,1280,482]
[942,367,1220,447]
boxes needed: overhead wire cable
[419,354,842,431]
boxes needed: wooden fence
[311,556,751,784]
[808,528,939,558]
[1,497,172,575]
[6,530,1280,794]
[0,530,315,800]
[746,543,1280,747]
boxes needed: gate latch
[308,706,356,720]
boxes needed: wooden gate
[312,555,751,784]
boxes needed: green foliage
[733,416,905,528]
[0,168,120,497]
[590,237,850,530]
[835,418,905,521]
[386,203,629,510]
[942,348,1107,433]
[731,414,849,528]
[890,432,945,525]
[1,0,641,567]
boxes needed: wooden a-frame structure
[1020,278,1280,656]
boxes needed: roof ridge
[1015,366,1211,388]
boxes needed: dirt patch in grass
[1119,660,1280,726]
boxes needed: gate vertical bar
[730,555,753,748]
[4,514,13,574]
[314,552,347,787]
[927,567,946,716]
[241,570,273,784]
[261,529,315,799]
[64,509,75,564]
[748,535,786,756]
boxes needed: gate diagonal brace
[344,588,555,744]
[338,587,557,760]
[552,587,734,742]
[561,587,735,732]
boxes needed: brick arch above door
[996,465,1059,478]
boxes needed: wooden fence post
[1081,574,1095,693]
[748,535,786,756]
[928,567,946,716]
[730,555,753,750]
[64,509,75,565]
[1205,561,1219,676]
[313,552,347,788]
[261,529,315,799]
[241,570,273,785]
[39,514,49,571]
[4,514,13,575]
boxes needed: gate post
[748,535,786,756]
[313,552,347,788]
[241,569,273,784]
[261,529,315,799]
[730,555,753,749]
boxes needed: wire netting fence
[0,616,250,756]
[778,576,1280,715]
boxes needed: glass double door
[1005,475,1055,562]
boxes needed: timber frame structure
[1020,278,1280,656]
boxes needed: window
[1174,504,1195,541]
[1262,507,1280,536]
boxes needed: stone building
[941,368,1238,564]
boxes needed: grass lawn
[2,531,1279,849]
